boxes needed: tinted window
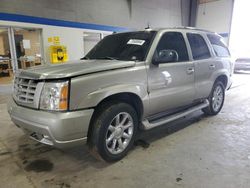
[207,34,230,57]
[187,33,211,60]
[84,31,156,61]
[155,32,189,62]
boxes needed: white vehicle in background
[234,58,250,72]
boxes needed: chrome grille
[14,77,38,103]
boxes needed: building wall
[0,0,191,64]
[0,0,190,64]
[0,0,185,29]
[0,20,104,63]
[196,0,234,43]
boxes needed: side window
[187,33,211,60]
[207,34,230,57]
[156,32,189,62]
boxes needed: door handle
[186,67,194,74]
[209,64,215,70]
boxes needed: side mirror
[152,49,179,65]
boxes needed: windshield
[84,31,156,61]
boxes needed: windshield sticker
[127,39,145,46]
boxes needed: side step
[142,100,209,130]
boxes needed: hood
[17,60,136,79]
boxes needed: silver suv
[8,27,233,161]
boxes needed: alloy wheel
[105,112,134,154]
[212,85,224,112]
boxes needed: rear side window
[156,32,189,62]
[187,33,211,60]
[207,34,230,57]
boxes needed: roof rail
[172,26,213,33]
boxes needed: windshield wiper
[80,56,89,60]
[81,56,121,60]
[96,56,119,60]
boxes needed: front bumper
[8,98,94,148]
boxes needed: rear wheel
[202,81,225,115]
[88,102,138,162]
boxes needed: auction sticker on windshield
[127,39,145,45]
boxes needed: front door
[147,32,195,115]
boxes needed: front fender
[77,84,149,110]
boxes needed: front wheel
[88,102,138,162]
[202,81,225,116]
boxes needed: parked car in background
[8,27,233,162]
[234,58,250,72]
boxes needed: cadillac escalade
[8,27,233,161]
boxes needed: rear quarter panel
[213,57,232,89]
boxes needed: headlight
[40,81,69,111]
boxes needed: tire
[88,102,138,162]
[202,81,225,116]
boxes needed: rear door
[147,31,195,115]
[186,33,214,99]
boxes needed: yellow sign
[48,37,53,43]
[48,36,60,45]
[53,36,60,45]
[49,45,68,64]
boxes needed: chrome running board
[142,100,209,130]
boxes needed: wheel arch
[87,92,144,142]
[215,74,228,88]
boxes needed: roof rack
[172,26,214,33]
[150,27,215,33]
